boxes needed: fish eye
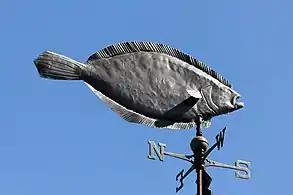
[231,95,237,105]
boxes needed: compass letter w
[216,127,226,150]
[147,140,166,161]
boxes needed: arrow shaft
[183,165,195,180]
[203,142,217,159]
[205,159,244,171]
[164,151,193,163]
[203,127,226,159]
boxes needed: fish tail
[34,51,86,80]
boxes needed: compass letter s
[147,140,166,161]
[235,160,251,179]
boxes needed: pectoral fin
[155,91,201,128]
[187,89,202,99]
[160,96,200,119]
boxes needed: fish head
[213,84,244,115]
[201,83,244,117]
[230,91,244,111]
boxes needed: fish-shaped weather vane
[34,41,244,130]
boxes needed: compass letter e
[147,140,166,161]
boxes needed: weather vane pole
[195,119,203,195]
[147,119,251,195]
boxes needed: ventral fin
[84,82,196,130]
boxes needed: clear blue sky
[1,0,291,194]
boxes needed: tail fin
[34,51,86,80]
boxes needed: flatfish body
[34,42,244,129]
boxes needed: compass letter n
[147,141,166,161]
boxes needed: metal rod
[195,118,203,195]
[197,168,203,195]
[196,118,202,136]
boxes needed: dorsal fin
[87,41,232,88]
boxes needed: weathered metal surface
[34,41,244,130]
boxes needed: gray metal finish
[85,51,241,120]
[34,41,244,130]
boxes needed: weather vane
[34,41,251,195]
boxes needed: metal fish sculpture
[34,41,244,130]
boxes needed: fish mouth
[232,95,244,109]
